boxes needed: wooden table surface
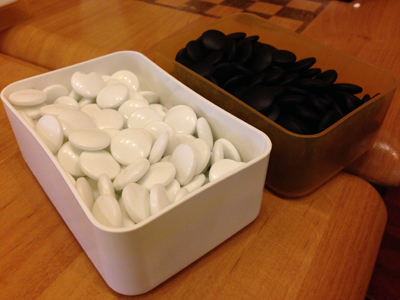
[0,0,398,299]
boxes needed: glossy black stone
[175,48,186,61]
[299,68,322,78]
[362,93,371,104]
[278,116,309,135]
[330,99,346,117]
[201,29,227,51]
[315,69,338,85]
[190,62,213,77]
[226,32,246,42]
[276,94,307,107]
[222,74,250,93]
[210,62,241,84]
[295,78,330,92]
[257,42,277,52]
[244,35,260,43]
[278,73,299,86]
[264,103,280,122]
[272,49,296,67]
[337,91,357,113]
[284,86,308,95]
[222,39,237,61]
[318,110,342,132]
[202,50,224,66]
[333,83,363,94]
[308,94,330,114]
[185,40,204,63]
[176,57,194,68]
[235,38,254,64]
[246,47,273,73]
[239,85,274,114]
[265,86,285,97]
[290,57,316,73]
[263,66,285,84]
[233,62,254,76]
[247,73,267,87]
[294,104,321,123]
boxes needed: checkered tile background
[137,0,331,32]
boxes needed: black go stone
[175,30,377,135]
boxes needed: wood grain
[0,0,216,67]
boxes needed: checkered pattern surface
[137,0,331,32]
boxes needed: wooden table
[0,0,398,299]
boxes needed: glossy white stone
[182,174,206,193]
[54,96,79,108]
[57,109,96,138]
[91,108,124,130]
[8,89,47,106]
[165,179,180,203]
[209,159,245,182]
[71,71,106,98]
[122,182,150,223]
[118,98,149,124]
[137,161,176,191]
[110,128,152,165]
[14,103,46,119]
[143,120,174,143]
[96,82,129,109]
[196,117,214,150]
[127,107,163,129]
[113,157,150,191]
[79,150,121,180]
[140,90,159,104]
[148,131,169,164]
[118,198,136,227]
[215,138,241,162]
[211,139,224,165]
[40,103,77,117]
[57,141,85,177]
[92,194,122,228]
[164,105,197,135]
[80,103,101,116]
[149,184,170,215]
[174,187,189,202]
[76,177,94,210]
[98,173,116,198]
[68,128,111,151]
[164,133,195,156]
[190,138,211,175]
[78,98,95,108]
[170,143,197,185]
[35,114,64,154]
[43,84,69,104]
[111,70,139,91]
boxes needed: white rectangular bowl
[1,51,272,295]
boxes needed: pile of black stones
[175,29,376,135]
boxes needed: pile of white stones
[8,70,245,228]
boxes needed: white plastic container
[1,51,272,295]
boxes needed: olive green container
[155,13,397,197]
